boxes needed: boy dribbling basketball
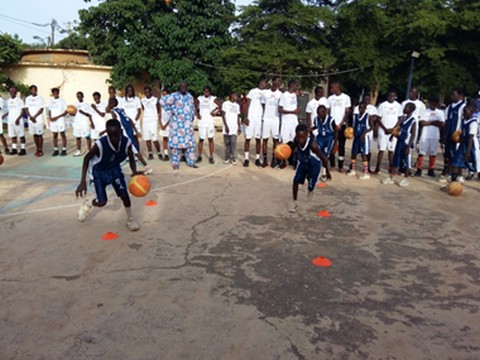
[289,124,331,212]
[75,119,141,231]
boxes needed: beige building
[2,49,113,104]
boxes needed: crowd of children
[1,80,479,218]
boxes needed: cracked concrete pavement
[1,133,480,360]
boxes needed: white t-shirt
[48,98,67,120]
[91,101,107,130]
[354,104,377,116]
[402,99,426,120]
[198,95,218,122]
[222,101,240,135]
[262,89,282,120]
[141,96,159,123]
[306,97,330,117]
[378,101,403,128]
[121,96,141,121]
[328,93,351,124]
[6,97,24,123]
[24,95,45,121]
[246,88,264,119]
[279,91,298,123]
[420,108,445,140]
[75,101,92,124]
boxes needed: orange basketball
[128,175,151,197]
[274,144,292,161]
[344,127,354,139]
[66,105,77,116]
[392,126,401,138]
[451,130,462,143]
[447,181,463,196]
[0,154,4,165]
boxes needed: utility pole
[50,19,58,47]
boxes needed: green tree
[0,33,23,64]
[79,0,235,95]
[222,0,335,93]
[56,31,89,50]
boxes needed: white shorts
[198,122,215,140]
[262,117,280,139]
[132,120,141,135]
[419,138,440,156]
[50,119,66,133]
[8,121,25,138]
[280,119,298,144]
[367,131,374,154]
[143,121,158,141]
[387,136,397,152]
[377,129,389,151]
[159,129,168,138]
[29,119,44,136]
[73,122,91,138]
[245,116,262,140]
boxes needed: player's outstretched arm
[311,141,331,180]
[127,144,141,175]
[76,145,99,198]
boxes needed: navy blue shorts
[392,142,411,169]
[444,139,457,161]
[351,137,369,156]
[452,143,478,172]
[317,138,334,157]
[91,166,128,203]
[294,160,322,191]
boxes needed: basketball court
[1,131,480,359]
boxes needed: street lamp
[405,51,420,99]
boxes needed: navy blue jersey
[113,107,137,147]
[91,135,131,172]
[315,115,335,140]
[297,137,321,164]
[353,112,369,138]
[461,118,478,143]
[398,116,416,144]
[446,101,465,137]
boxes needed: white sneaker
[438,175,447,183]
[73,150,82,157]
[347,170,356,177]
[288,201,298,213]
[127,216,140,231]
[77,200,93,222]
[457,176,465,184]
[307,191,314,201]
[231,159,238,166]
[223,159,230,164]
[399,178,410,187]
[359,174,370,180]
[382,177,394,185]
[142,166,153,175]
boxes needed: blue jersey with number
[353,112,369,138]
[91,135,131,172]
[398,116,415,144]
[446,101,465,137]
[297,137,320,164]
[113,107,137,147]
[315,115,335,141]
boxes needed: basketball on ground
[447,181,463,196]
[128,175,151,197]
[451,130,462,143]
[274,144,292,160]
[66,105,77,116]
[344,127,354,139]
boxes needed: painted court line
[0,172,78,182]
[0,165,233,218]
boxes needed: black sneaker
[4,148,10,155]
[157,153,163,160]
[52,150,59,156]
[414,169,422,177]
[9,149,18,155]
[243,159,249,167]
[208,156,214,164]
[263,161,269,168]
[18,149,26,156]
[148,153,154,160]
[427,169,435,177]
[271,158,277,168]
[255,159,262,167]
[196,155,202,163]
[163,154,170,161]
[60,150,67,156]
[189,164,199,169]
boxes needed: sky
[0,0,254,45]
